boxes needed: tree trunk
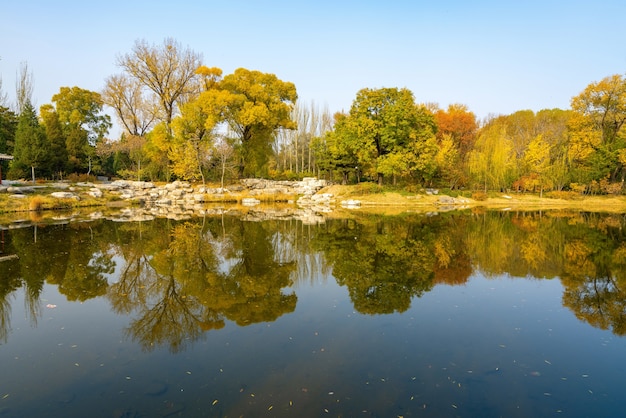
[31,166,35,184]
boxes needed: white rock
[51,192,76,199]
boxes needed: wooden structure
[0,153,13,185]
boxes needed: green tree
[337,87,437,185]
[39,104,68,178]
[200,68,297,177]
[314,112,359,183]
[0,106,17,153]
[51,86,111,174]
[0,106,17,179]
[11,101,48,182]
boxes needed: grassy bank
[321,184,626,214]
[3,182,626,218]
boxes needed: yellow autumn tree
[468,120,515,191]
[523,134,552,196]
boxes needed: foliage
[468,120,515,191]
[197,68,298,177]
[5,37,626,191]
[50,86,111,174]
[0,105,17,154]
[433,103,478,158]
[11,101,48,182]
[39,104,68,178]
[326,87,438,186]
[471,191,488,201]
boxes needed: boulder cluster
[33,177,331,209]
[6,178,336,225]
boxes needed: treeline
[1,38,625,194]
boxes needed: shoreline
[2,181,626,228]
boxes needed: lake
[1,209,625,417]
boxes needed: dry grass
[320,185,626,213]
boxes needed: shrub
[29,196,45,211]
[471,191,488,201]
[351,182,384,195]
[67,173,97,183]
[545,190,583,200]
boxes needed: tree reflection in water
[2,210,626,350]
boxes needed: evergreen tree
[40,104,67,178]
[11,101,48,182]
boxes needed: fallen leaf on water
[2,394,8,399]
[268,405,273,410]
[46,304,57,309]
[212,400,218,406]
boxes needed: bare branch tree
[102,73,157,137]
[117,38,202,131]
[15,61,34,114]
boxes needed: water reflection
[2,210,626,349]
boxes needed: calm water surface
[1,210,625,417]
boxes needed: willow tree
[198,68,297,177]
[468,120,515,192]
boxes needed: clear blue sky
[2,0,625,135]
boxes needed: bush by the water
[471,191,488,201]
